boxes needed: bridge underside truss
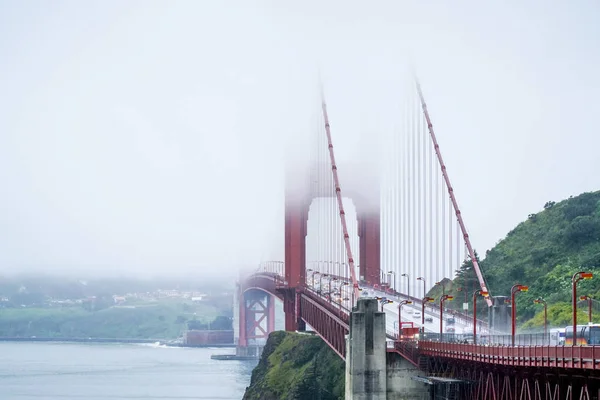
[298,291,349,359]
[419,355,600,400]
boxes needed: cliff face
[243,331,345,400]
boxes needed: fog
[1,1,599,279]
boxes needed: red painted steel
[415,78,492,306]
[418,341,600,370]
[245,296,269,342]
[298,290,349,359]
[284,192,308,331]
[243,270,600,400]
[238,283,247,347]
[357,211,381,286]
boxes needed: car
[446,317,456,325]
[413,311,421,319]
[424,317,433,323]
[445,327,456,333]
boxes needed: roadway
[310,279,475,338]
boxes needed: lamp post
[572,272,593,345]
[310,271,320,289]
[435,281,446,295]
[533,298,548,340]
[422,296,434,328]
[398,300,412,336]
[319,274,328,296]
[387,271,396,292]
[379,298,393,312]
[401,273,410,298]
[580,295,593,324]
[328,277,338,302]
[511,284,529,346]
[439,294,454,341]
[456,287,468,304]
[417,277,426,298]
[472,290,488,344]
[340,281,351,305]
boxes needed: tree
[210,315,232,330]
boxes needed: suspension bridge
[234,76,599,400]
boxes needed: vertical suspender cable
[421,97,427,290]
[442,177,446,284]
[428,116,433,297]
[407,94,417,290]
[448,198,453,280]
[418,95,423,292]
[456,220,460,278]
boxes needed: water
[0,342,256,399]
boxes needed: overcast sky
[1,1,598,278]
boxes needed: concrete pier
[345,298,388,400]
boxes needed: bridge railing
[420,332,552,346]
[418,341,600,370]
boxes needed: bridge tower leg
[345,298,387,399]
[284,194,307,332]
[237,290,278,358]
[357,209,381,287]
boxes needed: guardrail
[419,341,600,370]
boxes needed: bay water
[0,342,255,399]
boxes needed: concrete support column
[345,298,387,400]
[489,295,511,334]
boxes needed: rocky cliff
[243,331,345,400]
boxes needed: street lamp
[472,290,488,344]
[339,281,350,305]
[378,298,393,312]
[435,281,446,295]
[401,273,410,298]
[580,295,593,324]
[319,274,329,296]
[398,300,412,336]
[422,296,434,327]
[439,294,454,340]
[572,271,593,345]
[328,277,339,301]
[456,287,468,304]
[387,271,396,292]
[533,298,548,339]
[511,284,529,346]
[310,271,320,289]
[417,277,426,298]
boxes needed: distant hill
[449,190,600,327]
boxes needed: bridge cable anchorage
[321,96,361,301]
[414,76,493,306]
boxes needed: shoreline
[0,337,236,347]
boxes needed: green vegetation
[0,299,225,339]
[0,275,234,339]
[243,331,345,400]
[442,190,600,328]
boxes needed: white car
[413,311,421,319]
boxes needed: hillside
[448,190,600,327]
[243,331,344,400]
